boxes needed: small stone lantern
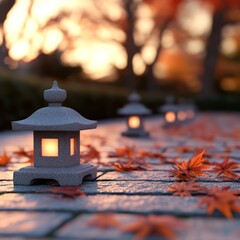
[118,92,151,137]
[159,96,179,127]
[185,99,197,122]
[12,81,97,186]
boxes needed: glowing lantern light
[70,138,75,156]
[177,111,187,121]
[12,81,98,186]
[165,111,176,123]
[41,138,58,157]
[179,99,197,122]
[118,92,151,137]
[159,96,179,127]
[128,116,141,128]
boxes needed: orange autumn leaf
[121,215,184,240]
[109,145,137,159]
[111,160,148,172]
[167,180,203,197]
[0,151,12,166]
[80,145,100,163]
[139,150,167,159]
[87,213,120,229]
[13,147,34,163]
[170,150,210,180]
[40,186,85,199]
[176,146,203,153]
[199,186,240,219]
[212,159,239,179]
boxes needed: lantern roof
[159,104,180,112]
[12,81,97,131]
[118,92,151,116]
[159,96,179,112]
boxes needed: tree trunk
[145,20,169,92]
[200,10,225,99]
[123,0,139,91]
[0,0,16,69]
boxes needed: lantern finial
[44,81,67,106]
[128,92,141,102]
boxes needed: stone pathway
[0,113,240,239]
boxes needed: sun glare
[2,0,215,81]
[9,39,30,61]
[178,0,212,36]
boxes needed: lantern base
[122,130,149,138]
[13,164,97,186]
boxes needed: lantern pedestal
[14,164,97,186]
[122,129,149,138]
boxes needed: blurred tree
[200,0,240,98]
[93,0,184,90]
[0,0,16,68]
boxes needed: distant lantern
[12,81,97,186]
[159,96,179,127]
[178,98,197,123]
[118,92,151,137]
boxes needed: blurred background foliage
[0,0,240,129]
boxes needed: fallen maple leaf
[212,159,239,179]
[13,147,34,163]
[139,150,167,159]
[167,180,203,197]
[111,160,148,172]
[170,150,210,180]
[199,186,240,219]
[108,145,137,159]
[80,145,100,163]
[39,186,85,199]
[176,146,202,153]
[0,151,12,166]
[121,215,184,239]
[87,213,120,229]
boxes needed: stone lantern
[159,96,179,127]
[12,81,97,186]
[118,92,151,137]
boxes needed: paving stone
[0,193,239,218]
[182,218,240,240]
[1,180,240,195]
[0,171,13,181]
[56,213,135,240]
[56,214,240,240]
[1,114,240,239]
[0,211,72,237]
[97,170,238,182]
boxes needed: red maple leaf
[199,186,240,219]
[0,151,12,166]
[212,159,239,179]
[170,150,210,180]
[80,144,100,163]
[111,160,149,172]
[108,145,137,159]
[39,186,85,199]
[139,150,167,159]
[167,180,203,197]
[13,147,34,163]
[121,214,185,239]
[87,213,120,229]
